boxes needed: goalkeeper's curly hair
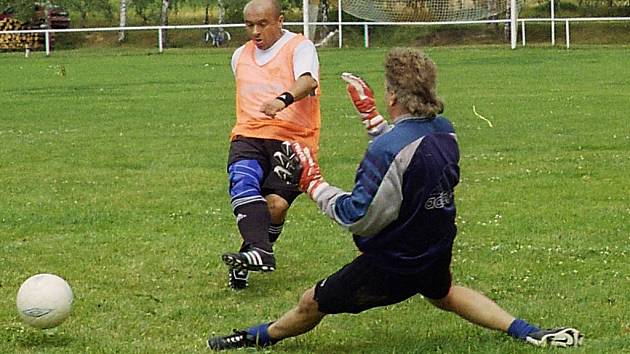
[385,48,444,118]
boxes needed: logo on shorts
[236,213,247,223]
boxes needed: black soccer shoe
[222,247,276,272]
[228,268,249,290]
[525,327,583,347]
[207,330,257,351]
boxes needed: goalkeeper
[208,48,583,350]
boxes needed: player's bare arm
[260,74,318,117]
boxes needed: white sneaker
[525,327,584,347]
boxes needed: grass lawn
[0,46,628,353]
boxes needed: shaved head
[244,0,282,18]
[243,0,284,49]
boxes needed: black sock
[268,222,284,244]
[234,201,272,252]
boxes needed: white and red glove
[273,142,328,200]
[341,72,389,137]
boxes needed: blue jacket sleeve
[313,134,424,237]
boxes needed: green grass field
[0,46,628,353]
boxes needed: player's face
[244,5,283,50]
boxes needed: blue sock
[246,322,277,346]
[507,319,540,340]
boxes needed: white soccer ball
[16,273,73,329]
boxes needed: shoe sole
[228,269,249,290]
[222,254,275,272]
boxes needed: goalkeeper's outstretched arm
[273,141,346,210]
[341,73,390,139]
[274,141,395,237]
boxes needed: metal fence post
[158,28,163,53]
[551,0,556,46]
[510,0,517,49]
[565,20,570,48]
[338,0,343,48]
[45,30,51,56]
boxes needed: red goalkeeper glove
[341,72,389,137]
[273,141,327,199]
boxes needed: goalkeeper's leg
[208,287,325,350]
[428,286,583,347]
[268,286,326,340]
[428,286,515,333]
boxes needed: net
[341,0,522,22]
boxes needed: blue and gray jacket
[313,115,460,273]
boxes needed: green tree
[131,0,161,24]
[56,0,113,26]
[0,0,37,22]
[222,0,246,23]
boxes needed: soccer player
[221,0,321,289]
[208,48,583,349]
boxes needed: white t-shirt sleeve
[231,45,245,76]
[292,40,319,82]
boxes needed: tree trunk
[118,0,128,43]
[217,0,225,24]
[160,0,170,48]
[204,0,210,25]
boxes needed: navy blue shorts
[314,253,452,314]
[228,136,301,204]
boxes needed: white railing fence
[518,17,630,49]
[2,17,630,56]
